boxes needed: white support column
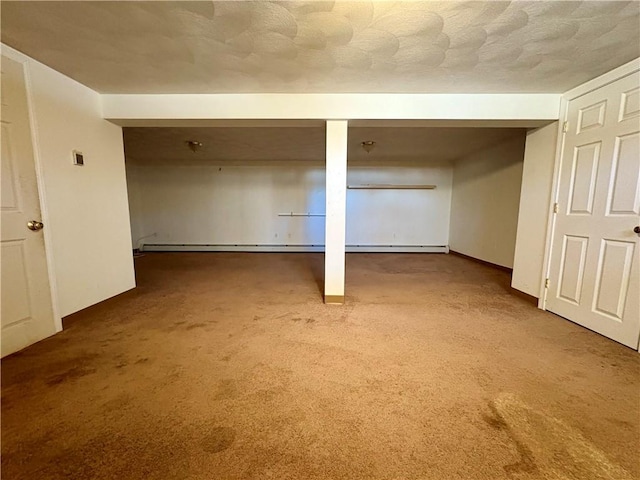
[324,120,348,304]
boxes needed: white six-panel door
[1,54,57,357]
[547,72,640,349]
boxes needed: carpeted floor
[1,252,639,480]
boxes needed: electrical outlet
[72,150,84,166]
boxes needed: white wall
[347,165,452,246]
[126,164,145,249]
[130,163,326,247]
[127,161,453,251]
[449,134,526,268]
[9,46,136,317]
[512,122,559,297]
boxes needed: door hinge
[562,121,569,133]
[545,278,550,289]
[553,202,559,213]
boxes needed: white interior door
[1,55,57,357]
[547,72,640,349]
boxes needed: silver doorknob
[27,220,44,231]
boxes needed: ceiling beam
[102,93,561,127]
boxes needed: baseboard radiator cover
[141,244,449,254]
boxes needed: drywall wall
[347,164,452,247]
[512,122,559,298]
[129,163,326,248]
[126,164,145,250]
[126,161,453,251]
[449,134,526,268]
[11,46,135,317]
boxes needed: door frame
[2,46,62,333]
[539,57,640,350]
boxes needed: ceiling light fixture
[361,141,376,154]
[186,140,203,153]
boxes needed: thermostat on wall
[72,150,84,166]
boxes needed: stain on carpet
[214,379,238,400]
[483,403,540,476]
[45,366,98,386]
[292,317,315,324]
[186,323,208,330]
[489,393,633,480]
[2,352,99,388]
[201,427,236,453]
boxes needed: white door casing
[1,54,57,357]
[546,72,640,349]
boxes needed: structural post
[324,120,348,304]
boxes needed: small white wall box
[72,150,84,166]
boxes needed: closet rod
[278,213,326,217]
[347,184,436,190]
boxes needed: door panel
[0,242,31,326]
[592,239,635,320]
[547,72,640,349]
[568,142,600,214]
[557,235,589,304]
[620,87,639,121]
[577,100,606,133]
[1,124,20,209]
[608,132,640,215]
[1,55,56,357]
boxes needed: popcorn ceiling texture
[1,1,639,94]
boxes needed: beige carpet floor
[1,252,639,480]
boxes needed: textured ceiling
[123,126,524,165]
[2,1,639,94]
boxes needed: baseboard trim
[142,244,449,254]
[347,245,448,253]
[324,295,345,304]
[143,244,324,253]
[449,250,513,273]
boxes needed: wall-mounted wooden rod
[278,213,326,217]
[347,184,437,190]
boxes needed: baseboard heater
[142,244,449,254]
